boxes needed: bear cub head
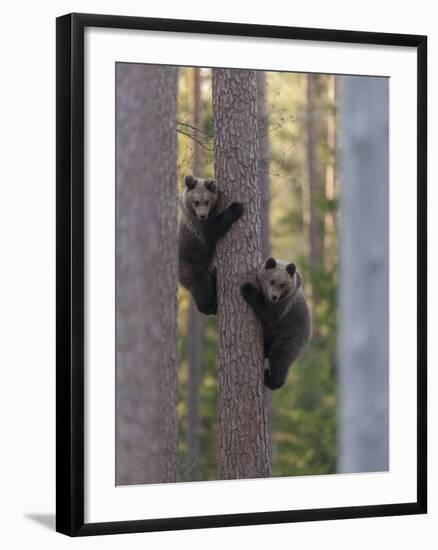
[184,175,218,221]
[258,257,299,304]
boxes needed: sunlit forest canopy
[177,67,338,481]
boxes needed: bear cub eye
[270,280,275,286]
[194,201,200,207]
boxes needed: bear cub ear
[264,257,277,269]
[204,179,217,193]
[286,263,296,277]
[185,175,197,189]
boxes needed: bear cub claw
[229,202,244,220]
[240,282,257,301]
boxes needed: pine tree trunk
[306,74,324,274]
[324,75,337,270]
[185,67,204,480]
[156,66,179,483]
[116,63,178,485]
[213,68,271,480]
[256,71,273,451]
[257,71,271,259]
[192,67,203,176]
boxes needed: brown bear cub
[178,175,243,315]
[240,257,311,390]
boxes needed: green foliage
[176,67,338,481]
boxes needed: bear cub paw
[240,282,257,302]
[203,300,218,316]
[229,202,244,221]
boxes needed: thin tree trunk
[304,74,324,324]
[156,66,179,483]
[192,67,203,176]
[256,71,273,453]
[116,63,178,485]
[257,71,271,259]
[185,67,204,480]
[213,68,271,480]
[324,75,337,271]
[306,74,324,274]
[338,76,389,473]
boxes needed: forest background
[116,65,388,485]
[177,68,338,481]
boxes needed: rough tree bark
[156,66,179,483]
[184,67,204,481]
[116,63,178,485]
[256,70,273,449]
[338,76,389,473]
[256,71,271,259]
[213,68,271,480]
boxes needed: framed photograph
[56,12,427,536]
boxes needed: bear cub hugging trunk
[178,175,243,315]
[241,257,311,390]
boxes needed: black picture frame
[56,12,427,537]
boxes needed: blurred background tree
[184,68,205,481]
[116,64,179,485]
[337,76,389,473]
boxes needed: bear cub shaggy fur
[241,257,311,390]
[178,175,244,315]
